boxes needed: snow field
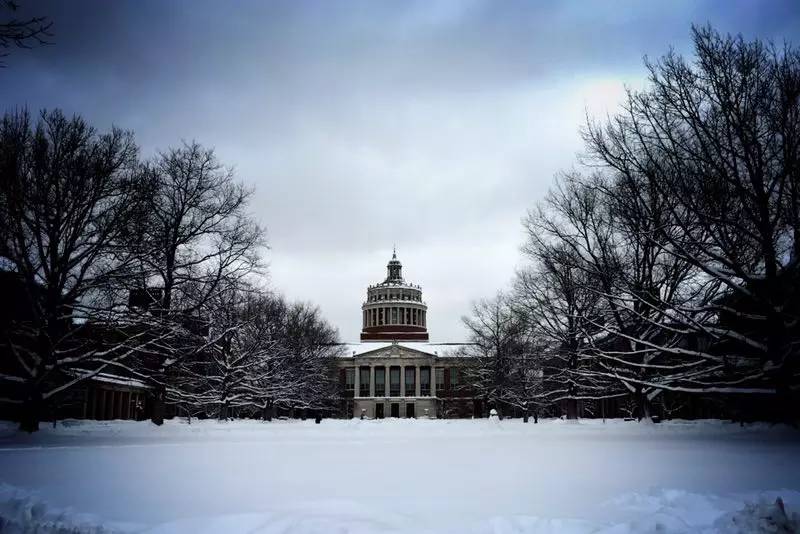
[0,418,798,533]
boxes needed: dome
[360,250,429,342]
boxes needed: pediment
[355,343,435,360]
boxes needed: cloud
[2,0,799,339]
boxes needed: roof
[69,369,151,389]
[338,341,474,358]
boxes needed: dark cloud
[2,0,799,340]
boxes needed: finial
[392,244,396,259]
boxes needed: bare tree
[0,109,144,431]
[514,240,614,419]
[166,284,265,420]
[584,26,800,417]
[126,141,264,424]
[166,289,341,422]
[461,293,538,419]
[275,301,341,417]
[0,1,52,67]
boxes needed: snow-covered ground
[0,418,798,533]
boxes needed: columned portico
[346,348,441,418]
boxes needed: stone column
[415,366,421,397]
[400,365,406,397]
[431,366,437,398]
[354,366,360,398]
[369,365,375,397]
[385,365,390,398]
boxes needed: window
[345,368,355,392]
[420,367,431,396]
[435,368,444,392]
[392,307,398,324]
[450,368,459,388]
[375,367,385,396]
[359,366,370,397]
[390,367,401,396]
[405,367,416,396]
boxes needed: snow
[68,370,151,389]
[0,418,798,533]
[340,341,472,357]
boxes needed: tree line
[462,27,800,423]
[0,110,341,431]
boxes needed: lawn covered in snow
[0,418,798,533]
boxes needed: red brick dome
[360,250,428,342]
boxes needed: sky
[2,1,799,341]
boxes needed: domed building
[333,249,479,420]
[360,250,428,342]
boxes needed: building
[0,271,155,424]
[336,251,478,419]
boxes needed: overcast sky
[2,1,799,341]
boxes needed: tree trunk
[768,312,794,424]
[636,388,651,422]
[19,384,42,433]
[566,398,578,420]
[150,385,166,426]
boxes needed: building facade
[337,252,477,418]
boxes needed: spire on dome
[385,247,403,282]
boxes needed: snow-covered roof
[338,341,473,358]
[69,369,151,389]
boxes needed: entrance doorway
[390,403,400,418]
[375,403,384,419]
[406,403,415,418]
